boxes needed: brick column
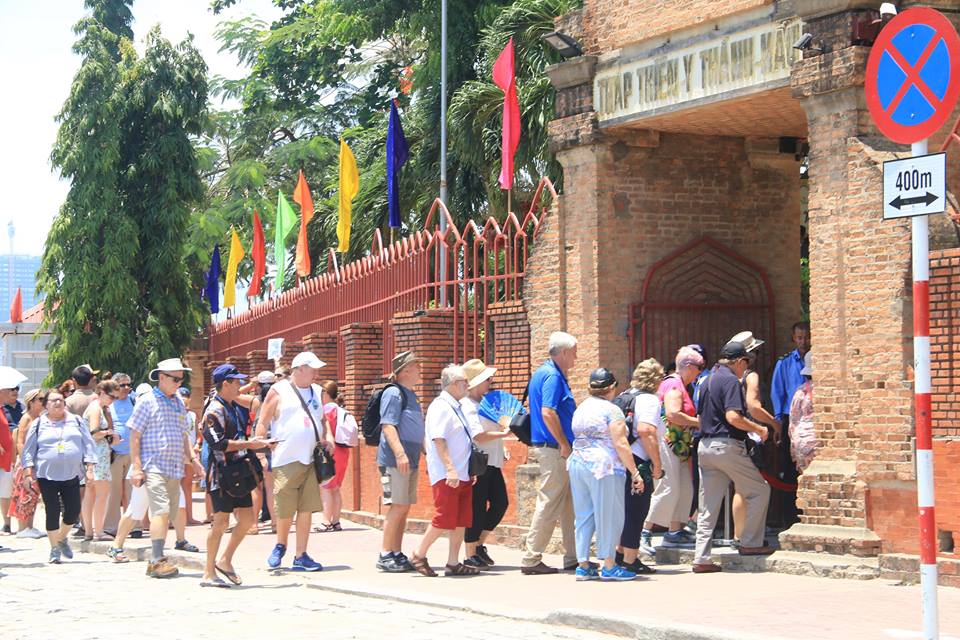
[245,349,272,378]
[277,341,303,369]
[183,343,210,414]
[391,310,458,403]
[487,301,531,399]
[302,331,338,382]
[340,323,384,514]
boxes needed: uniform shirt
[21,413,97,481]
[698,365,748,440]
[771,349,807,421]
[528,359,575,446]
[377,384,425,469]
[424,391,482,484]
[128,388,188,479]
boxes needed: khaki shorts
[379,465,419,506]
[273,461,322,519]
[144,473,181,518]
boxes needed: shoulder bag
[447,398,488,477]
[290,382,337,484]
[509,384,532,446]
[211,399,260,499]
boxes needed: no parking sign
[865,7,960,144]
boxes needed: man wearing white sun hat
[255,351,333,572]
[129,357,203,579]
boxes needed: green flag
[273,190,298,291]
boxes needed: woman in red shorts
[316,380,350,532]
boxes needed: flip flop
[216,564,243,586]
[200,577,232,588]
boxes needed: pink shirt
[657,374,696,418]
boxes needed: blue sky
[0,0,281,257]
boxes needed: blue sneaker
[600,565,636,581]
[292,552,323,572]
[661,530,695,548]
[58,540,73,560]
[49,547,62,564]
[267,543,286,569]
[575,565,599,581]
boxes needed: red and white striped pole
[911,137,938,640]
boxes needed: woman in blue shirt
[21,390,96,564]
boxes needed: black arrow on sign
[889,192,939,209]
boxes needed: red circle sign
[865,7,960,144]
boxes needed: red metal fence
[208,178,558,372]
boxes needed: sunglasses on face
[47,398,65,404]
[160,373,185,383]
[106,394,119,400]
[118,383,131,388]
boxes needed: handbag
[290,382,337,484]
[509,385,532,446]
[447,398,489,477]
[743,437,766,471]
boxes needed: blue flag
[386,101,409,229]
[205,243,221,314]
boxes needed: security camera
[793,33,814,50]
[880,2,897,18]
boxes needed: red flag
[293,170,315,278]
[9,288,22,323]
[247,210,266,298]
[493,37,521,190]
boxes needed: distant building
[0,255,42,320]
[0,303,50,391]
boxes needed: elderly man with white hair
[521,331,579,575]
[409,365,483,577]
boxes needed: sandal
[444,562,480,576]
[410,553,437,577]
[200,577,232,588]
[216,564,243,586]
[314,522,342,533]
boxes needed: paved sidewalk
[8,498,960,640]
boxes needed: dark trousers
[619,455,654,549]
[37,477,82,532]
[465,466,508,543]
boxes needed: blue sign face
[876,24,951,127]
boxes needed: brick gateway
[193,1,960,581]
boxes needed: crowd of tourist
[0,321,815,584]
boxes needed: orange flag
[9,287,22,323]
[293,169,315,278]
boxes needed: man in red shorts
[409,365,482,577]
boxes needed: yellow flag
[223,227,245,308]
[337,139,359,252]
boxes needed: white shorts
[0,468,13,499]
[123,484,186,521]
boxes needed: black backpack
[612,388,643,444]
[361,383,408,446]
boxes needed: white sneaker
[15,528,31,538]
[640,532,657,557]
[26,528,46,539]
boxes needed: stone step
[656,546,881,580]
[880,553,960,587]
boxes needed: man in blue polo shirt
[521,331,578,575]
[771,322,811,476]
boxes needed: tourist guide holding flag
[338,139,359,253]
[293,169,314,278]
[223,229,244,309]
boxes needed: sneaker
[639,531,656,557]
[174,539,199,553]
[683,519,697,535]
[376,554,403,572]
[575,566,600,581]
[58,540,73,560]
[2,523,10,534]
[476,545,495,567]
[463,556,489,571]
[71,527,86,539]
[393,552,415,572]
[600,565,637,581]
[15,528,31,539]
[146,557,179,578]
[48,547,62,564]
[291,552,323,572]
[621,558,656,574]
[661,530,695,548]
[129,529,143,539]
[267,543,286,569]
[19,527,45,539]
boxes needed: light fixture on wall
[542,31,583,58]
[793,33,825,54]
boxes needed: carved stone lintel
[545,56,597,91]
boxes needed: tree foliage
[40,0,208,383]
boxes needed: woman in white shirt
[617,359,665,574]
[459,359,512,570]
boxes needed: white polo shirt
[424,391,483,485]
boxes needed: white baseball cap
[291,351,326,369]
[135,383,153,398]
[257,371,277,384]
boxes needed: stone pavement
[4,501,960,640]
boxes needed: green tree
[39,1,208,383]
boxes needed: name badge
[56,442,66,454]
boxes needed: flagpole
[507,189,512,214]
[439,0,448,307]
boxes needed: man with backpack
[372,351,424,572]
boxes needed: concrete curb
[77,540,785,640]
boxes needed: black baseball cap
[719,341,749,360]
[588,367,617,389]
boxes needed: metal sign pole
[438,0,448,308]
[911,137,938,640]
